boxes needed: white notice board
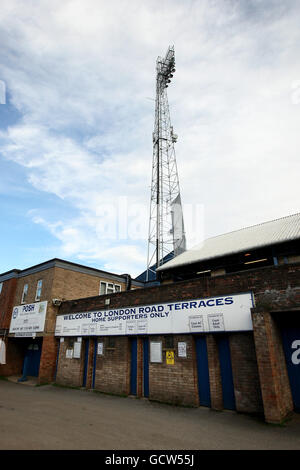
[150,341,162,363]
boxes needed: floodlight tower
[146,46,186,281]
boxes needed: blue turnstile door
[195,336,211,407]
[82,339,90,387]
[130,338,138,395]
[281,325,300,412]
[217,335,236,410]
[23,342,42,377]
[143,338,149,397]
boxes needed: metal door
[217,335,236,410]
[143,338,149,397]
[92,338,98,389]
[195,336,211,407]
[23,342,42,377]
[281,324,300,412]
[130,338,137,395]
[82,338,90,387]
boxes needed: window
[99,281,122,295]
[0,282,3,295]
[106,283,114,294]
[21,284,28,303]
[99,282,106,295]
[35,279,43,301]
[164,336,174,349]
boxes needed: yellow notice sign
[166,350,174,365]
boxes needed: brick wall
[51,267,127,303]
[229,332,263,414]
[5,266,128,383]
[251,311,294,423]
[55,263,300,421]
[0,277,18,330]
[46,267,128,335]
[59,263,300,315]
[93,336,130,395]
[12,269,56,335]
[148,335,198,406]
[55,338,87,388]
[38,335,59,384]
[0,338,25,376]
[13,269,54,309]
[206,334,223,410]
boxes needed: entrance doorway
[195,336,211,407]
[216,334,236,410]
[130,338,138,395]
[143,338,149,398]
[21,338,43,379]
[280,314,300,412]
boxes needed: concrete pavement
[0,379,300,450]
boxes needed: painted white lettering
[291,340,300,365]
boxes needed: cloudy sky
[0,0,299,277]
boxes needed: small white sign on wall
[97,342,104,356]
[66,349,73,359]
[73,342,81,359]
[208,314,225,331]
[189,315,204,332]
[150,341,162,363]
[178,342,187,358]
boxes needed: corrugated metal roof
[157,212,300,272]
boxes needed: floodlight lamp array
[157,47,176,89]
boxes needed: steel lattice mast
[146,46,186,281]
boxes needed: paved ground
[1,378,300,450]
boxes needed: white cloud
[1,0,300,275]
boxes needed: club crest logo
[13,308,19,319]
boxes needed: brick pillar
[206,334,223,410]
[38,335,59,384]
[136,338,143,397]
[229,333,263,414]
[252,311,293,423]
[86,339,95,389]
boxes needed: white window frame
[0,282,3,295]
[35,279,43,301]
[99,281,122,295]
[21,284,28,304]
[106,283,114,294]
[99,282,106,295]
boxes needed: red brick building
[0,269,20,376]
[54,213,300,424]
[0,258,143,383]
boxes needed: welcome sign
[54,292,254,337]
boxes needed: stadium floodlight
[146,46,186,281]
